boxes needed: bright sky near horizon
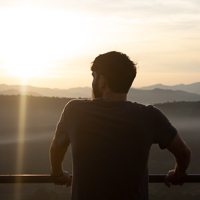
[0,0,199,89]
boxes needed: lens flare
[15,81,27,200]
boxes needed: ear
[98,75,108,89]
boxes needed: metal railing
[0,174,200,184]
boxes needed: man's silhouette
[50,51,191,200]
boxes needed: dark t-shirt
[55,98,177,200]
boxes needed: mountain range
[0,82,200,104]
[140,82,200,95]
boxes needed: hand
[51,170,72,187]
[165,169,187,187]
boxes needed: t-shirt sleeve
[55,104,70,148]
[152,107,177,149]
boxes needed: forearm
[50,137,68,176]
[165,133,191,187]
[174,145,191,176]
[168,132,191,175]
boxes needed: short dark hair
[91,51,137,93]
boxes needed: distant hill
[0,89,41,96]
[0,84,91,98]
[127,88,200,104]
[1,83,200,104]
[140,82,200,95]
[154,101,200,120]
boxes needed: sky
[0,0,199,89]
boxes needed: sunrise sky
[0,0,199,89]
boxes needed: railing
[0,174,200,184]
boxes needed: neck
[102,90,127,102]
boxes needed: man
[49,51,191,200]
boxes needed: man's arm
[49,137,72,186]
[165,132,191,187]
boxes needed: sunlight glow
[0,6,94,79]
[16,84,27,174]
[5,62,52,79]
[15,83,27,200]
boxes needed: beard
[92,80,103,99]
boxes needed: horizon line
[0,81,200,90]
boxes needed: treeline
[0,94,199,117]
[154,101,200,119]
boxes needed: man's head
[91,51,137,98]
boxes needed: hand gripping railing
[0,174,200,184]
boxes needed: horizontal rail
[0,174,200,184]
